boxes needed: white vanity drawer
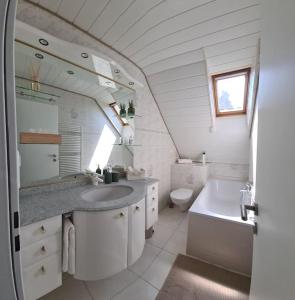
[21,233,61,268]
[22,253,62,300]
[146,205,158,229]
[146,193,158,208]
[147,183,158,196]
[21,216,62,247]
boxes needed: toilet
[170,188,194,211]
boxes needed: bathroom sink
[81,185,133,202]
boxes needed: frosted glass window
[213,68,250,116]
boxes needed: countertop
[20,178,158,226]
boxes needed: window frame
[212,68,251,117]
[109,102,129,126]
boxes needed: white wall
[250,1,295,299]
[16,2,178,209]
[148,60,250,181]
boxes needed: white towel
[177,158,193,164]
[63,218,75,275]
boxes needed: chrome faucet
[245,182,252,192]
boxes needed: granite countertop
[20,178,158,226]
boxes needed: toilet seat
[170,188,193,201]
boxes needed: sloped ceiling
[21,0,261,157]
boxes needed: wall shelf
[20,132,61,144]
[113,143,141,147]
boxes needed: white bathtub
[187,179,254,276]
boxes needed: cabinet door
[74,207,128,281]
[128,198,145,266]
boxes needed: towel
[63,218,75,275]
[177,159,193,164]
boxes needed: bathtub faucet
[245,182,253,192]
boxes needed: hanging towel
[63,218,75,275]
[177,159,193,164]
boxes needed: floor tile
[146,223,175,248]
[164,230,187,255]
[112,278,158,300]
[142,250,176,290]
[85,269,137,300]
[128,243,161,276]
[40,277,92,300]
[157,207,186,229]
[178,214,189,233]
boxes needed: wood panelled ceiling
[27,0,260,75]
[21,0,261,157]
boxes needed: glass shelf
[16,85,60,102]
[113,143,142,147]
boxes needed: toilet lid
[171,188,193,200]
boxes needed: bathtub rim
[189,178,255,227]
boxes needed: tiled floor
[41,207,188,300]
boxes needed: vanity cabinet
[146,182,159,229]
[20,215,62,300]
[74,207,129,281]
[128,198,145,266]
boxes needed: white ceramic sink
[81,185,133,202]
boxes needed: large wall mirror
[15,39,137,187]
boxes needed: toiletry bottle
[104,164,113,184]
[96,164,101,175]
[202,152,206,165]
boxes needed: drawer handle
[40,225,46,233]
[152,208,155,212]
[41,246,46,253]
[40,266,46,274]
[152,197,155,201]
[135,206,140,211]
[120,212,125,217]
[152,187,155,190]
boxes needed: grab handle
[240,189,258,221]
[240,203,248,221]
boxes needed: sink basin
[81,185,133,202]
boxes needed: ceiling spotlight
[39,38,49,46]
[114,69,120,74]
[128,82,134,86]
[81,52,88,58]
[35,53,44,59]
[67,70,74,75]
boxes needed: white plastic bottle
[202,152,206,165]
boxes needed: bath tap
[245,182,253,192]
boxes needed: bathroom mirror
[15,40,136,187]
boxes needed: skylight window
[109,102,129,126]
[212,68,250,117]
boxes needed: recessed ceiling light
[39,38,49,46]
[81,52,88,58]
[35,53,44,59]
[128,82,134,86]
[114,69,120,74]
[67,70,74,75]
